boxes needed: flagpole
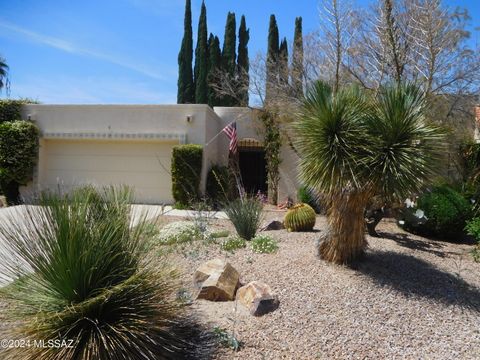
[204,121,235,148]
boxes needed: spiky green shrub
[284,203,316,232]
[0,186,207,360]
[251,235,278,254]
[171,144,203,208]
[224,197,263,240]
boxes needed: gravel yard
[160,211,480,359]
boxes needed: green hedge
[171,144,203,208]
[0,121,39,203]
[0,99,35,124]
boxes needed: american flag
[222,122,238,154]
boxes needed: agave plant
[294,82,444,264]
[0,186,209,360]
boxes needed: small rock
[262,220,285,231]
[236,281,279,316]
[193,259,240,301]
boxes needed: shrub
[0,120,39,204]
[211,230,230,238]
[206,165,230,204]
[0,186,204,359]
[251,235,278,254]
[284,203,316,232]
[0,99,34,124]
[224,197,263,240]
[465,217,480,242]
[297,185,320,213]
[220,236,246,252]
[171,144,203,208]
[213,326,242,351]
[402,185,471,239]
[157,220,205,245]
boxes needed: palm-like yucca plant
[0,186,208,360]
[294,82,444,264]
[0,56,8,92]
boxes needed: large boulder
[193,259,240,301]
[236,281,279,316]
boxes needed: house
[19,104,300,204]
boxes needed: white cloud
[0,19,170,81]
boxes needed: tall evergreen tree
[266,14,279,103]
[221,12,237,106]
[237,15,250,106]
[194,1,208,104]
[177,0,194,104]
[207,34,222,107]
[279,38,289,86]
[292,17,304,97]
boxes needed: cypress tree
[292,17,304,97]
[237,15,250,106]
[194,1,208,104]
[266,14,279,103]
[221,12,237,106]
[279,38,289,87]
[207,34,222,107]
[177,0,194,104]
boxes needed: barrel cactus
[284,203,316,232]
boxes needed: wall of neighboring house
[475,106,480,143]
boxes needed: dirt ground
[159,210,480,360]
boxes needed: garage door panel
[44,171,171,189]
[40,140,175,204]
[46,155,171,173]
[46,141,176,156]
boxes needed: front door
[239,150,267,195]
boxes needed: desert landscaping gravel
[161,211,480,359]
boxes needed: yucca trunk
[317,190,370,264]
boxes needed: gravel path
[162,212,480,359]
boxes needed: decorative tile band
[42,132,187,143]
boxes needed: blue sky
[0,0,478,104]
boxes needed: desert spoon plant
[294,82,444,264]
[0,186,210,360]
[224,197,263,241]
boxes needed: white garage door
[40,139,176,204]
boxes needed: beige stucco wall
[20,104,222,202]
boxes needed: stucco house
[19,104,300,204]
